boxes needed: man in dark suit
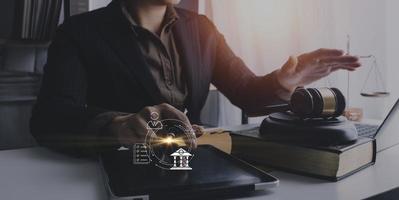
[30,0,360,154]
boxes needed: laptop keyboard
[355,123,379,137]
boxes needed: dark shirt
[121,2,187,110]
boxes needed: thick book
[12,0,29,39]
[197,128,232,154]
[230,129,376,181]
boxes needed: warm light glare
[163,137,174,145]
[152,135,185,147]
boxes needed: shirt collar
[120,1,179,33]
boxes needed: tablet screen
[100,145,278,198]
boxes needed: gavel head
[290,88,346,119]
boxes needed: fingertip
[195,132,204,138]
[349,62,361,68]
[192,125,205,138]
[344,56,360,62]
[337,49,345,55]
[353,56,360,62]
[191,142,198,149]
[329,49,344,56]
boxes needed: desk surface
[1,144,399,200]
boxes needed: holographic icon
[170,148,193,170]
[146,112,163,132]
[132,143,150,165]
[131,111,196,170]
[117,146,129,151]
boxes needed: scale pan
[361,92,390,97]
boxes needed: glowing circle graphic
[145,119,196,170]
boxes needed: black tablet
[99,145,278,200]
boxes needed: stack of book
[13,0,63,41]
[231,128,375,181]
[199,126,376,181]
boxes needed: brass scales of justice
[346,35,390,99]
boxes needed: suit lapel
[98,1,164,104]
[173,14,203,121]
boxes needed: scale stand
[359,55,390,97]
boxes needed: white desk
[1,145,399,200]
[0,148,107,200]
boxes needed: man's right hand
[276,48,360,98]
[107,103,199,148]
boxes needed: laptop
[99,145,279,200]
[354,98,399,152]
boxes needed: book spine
[42,0,52,40]
[28,0,35,39]
[231,134,376,182]
[12,0,24,40]
[23,0,30,39]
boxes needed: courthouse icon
[170,148,193,170]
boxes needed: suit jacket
[30,0,286,153]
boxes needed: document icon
[133,143,150,165]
